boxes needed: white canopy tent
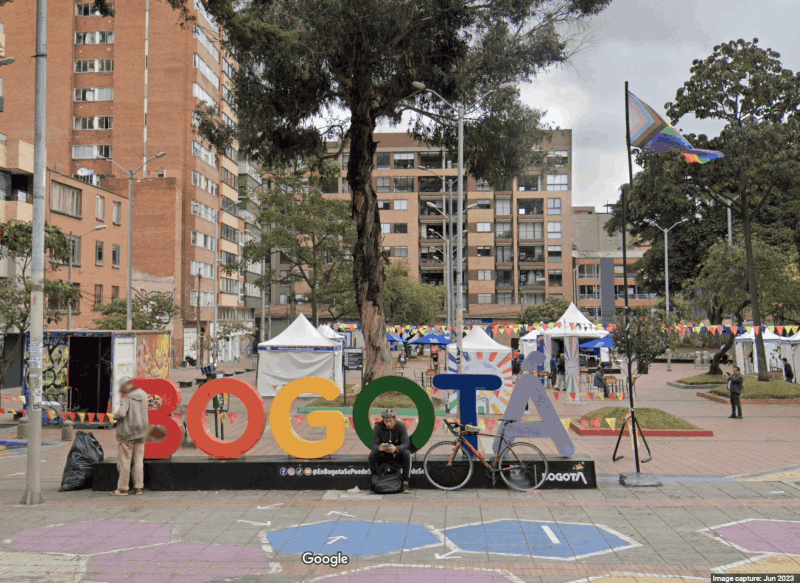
[317,324,346,346]
[446,326,514,414]
[734,328,783,374]
[542,303,609,339]
[519,329,541,358]
[780,331,800,382]
[258,314,344,397]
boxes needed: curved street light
[644,217,690,371]
[97,151,167,330]
[412,81,515,373]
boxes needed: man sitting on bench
[369,408,411,493]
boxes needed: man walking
[783,358,793,383]
[368,408,411,493]
[725,367,744,419]
[111,378,150,496]
[556,352,566,391]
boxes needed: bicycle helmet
[381,408,397,419]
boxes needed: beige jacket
[115,388,150,443]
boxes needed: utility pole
[197,272,202,368]
[22,0,48,506]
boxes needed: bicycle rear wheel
[499,441,548,491]
[424,441,474,490]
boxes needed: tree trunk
[348,106,391,384]
[708,332,734,375]
[741,196,769,381]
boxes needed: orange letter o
[187,378,265,459]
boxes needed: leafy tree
[170,0,612,384]
[0,220,80,386]
[664,38,800,380]
[384,262,445,326]
[233,165,357,327]
[610,309,678,384]
[516,296,571,325]
[650,294,694,324]
[93,296,177,330]
[691,237,800,374]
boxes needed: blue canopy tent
[581,337,615,349]
[409,333,450,345]
[388,332,405,343]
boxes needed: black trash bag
[370,462,403,494]
[59,431,104,492]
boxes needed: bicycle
[423,419,548,491]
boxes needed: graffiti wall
[136,333,170,378]
[23,333,70,403]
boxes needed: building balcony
[518,255,544,264]
[519,279,546,289]
[578,294,601,301]
[2,189,30,204]
[496,280,514,288]
[614,293,659,300]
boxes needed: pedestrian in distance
[592,364,609,398]
[783,358,793,383]
[556,352,566,391]
[724,366,744,419]
[110,378,150,496]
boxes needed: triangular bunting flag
[229,413,238,425]
[0,408,4,414]
[220,412,228,424]
[561,419,571,431]
[61,412,68,421]
[580,392,587,400]
[434,419,441,432]
[554,391,560,401]
[372,417,382,427]
[609,393,615,401]
[47,410,56,420]
[97,413,106,423]
[570,392,577,401]
[606,417,616,430]
[402,418,414,431]
[616,392,623,401]
[20,396,26,405]
[88,413,96,423]
[591,419,601,430]
[485,419,496,432]
[580,419,589,430]
[69,412,77,421]
[294,415,305,427]
[8,409,15,415]
[588,393,594,401]
[348,417,355,430]
[78,412,86,422]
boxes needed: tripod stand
[612,410,653,463]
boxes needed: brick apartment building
[0,138,129,330]
[0,3,255,363]
[272,131,575,332]
[572,206,657,327]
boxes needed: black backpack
[370,462,403,494]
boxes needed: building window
[193,53,220,87]
[113,201,121,225]
[419,176,443,193]
[518,198,543,215]
[522,292,545,305]
[220,278,240,294]
[95,241,104,265]
[548,245,562,263]
[419,152,442,169]
[222,58,234,79]
[478,270,492,281]
[191,170,218,195]
[518,175,538,191]
[394,153,415,169]
[495,199,512,216]
[94,284,103,305]
[190,260,213,278]
[394,177,414,193]
[319,177,337,194]
[548,150,569,166]
[394,246,408,257]
[193,82,217,107]
[76,2,114,16]
[95,195,105,220]
[50,181,82,217]
[496,222,513,238]
[477,246,491,257]
[75,59,114,73]
[112,244,120,267]
[393,199,408,210]
[547,174,569,191]
[477,199,491,209]
[376,152,390,169]
[111,286,119,300]
[377,177,391,193]
[67,235,81,266]
[73,116,113,130]
[476,179,492,191]
[75,31,115,44]
[193,25,220,60]
[548,198,562,215]
[220,224,240,243]
[393,224,407,234]
[192,141,217,167]
[220,167,238,189]
[548,269,563,286]
[578,264,599,279]
[378,200,390,210]
[520,269,545,286]
[74,87,114,101]
[478,293,493,305]
[380,223,391,234]
[477,222,492,233]
[191,200,217,223]
[496,246,513,262]
[518,222,543,240]
[340,153,349,169]
[190,231,216,251]
[518,245,544,262]
[548,221,562,238]
[497,293,514,305]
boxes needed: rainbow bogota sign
[134,355,575,460]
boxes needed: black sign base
[92,454,595,491]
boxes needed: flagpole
[623,81,641,474]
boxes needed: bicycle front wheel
[424,441,474,490]
[499,441,548,491]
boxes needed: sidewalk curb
[667,381,723,389]
[696,391,800,405]
[569,421,713,437]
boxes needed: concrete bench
[178,380,193,389]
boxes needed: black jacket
[371,420,410,454]
[592,369,607,390]
[557,355,565,373]
[728,374,744,395]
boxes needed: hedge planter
[569,421,713,437]
[696,392,800,405]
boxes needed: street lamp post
[412,81,514,373]
[68,224,107,329]
[644,217,690,371]
[98,151,167,331]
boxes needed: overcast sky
[515,0,800,210]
